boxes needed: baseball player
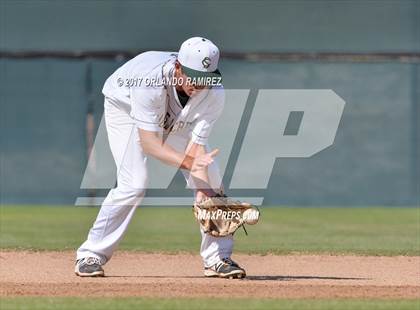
[75,37,246,279]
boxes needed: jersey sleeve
[191,87,225,145]
[129,86,165,132]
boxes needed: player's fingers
[208,148,219,158]
[201,159,213,168]
[202,158,213,166]
[197,158,213,167]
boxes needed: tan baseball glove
[192,194,260,237]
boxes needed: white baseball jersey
[102,51,225,145]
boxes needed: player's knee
[115,183,146,201]
[124,186,146,199]
[132,188,146,198]
[118,175,148,193]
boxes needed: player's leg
[76,98,147,276]
[181,144,245,278]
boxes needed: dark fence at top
[0,0,418,206]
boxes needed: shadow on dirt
[105,275,368,281]
[246,275,368,281]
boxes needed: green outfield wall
[0,1,418,205]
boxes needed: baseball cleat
[75,257,104,277]
[204,257,246,279]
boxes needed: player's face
[183,76,206,96]
[178,72,206,96]
[175,62,206,96]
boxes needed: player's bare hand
[191,149,219,172]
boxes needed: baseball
[243,208,260,225]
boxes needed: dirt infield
[0,251,419,299]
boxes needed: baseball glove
[192,194,260,237]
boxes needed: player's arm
[185,141,220,201]
[139,129,218,172]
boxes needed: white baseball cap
[177,37,222,80]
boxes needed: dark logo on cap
[202,57,211,69]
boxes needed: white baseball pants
[77,98,233,267]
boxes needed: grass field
[1,297,419,310]
[0,206,419,255]
[1,206,419,310]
